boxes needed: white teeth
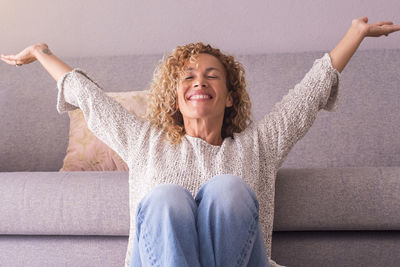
[190,95,211,100]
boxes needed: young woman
[2,17,399,267]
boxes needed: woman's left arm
[329,17,400,73]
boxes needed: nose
[193,77,208,88]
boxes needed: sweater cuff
[56,68,85,114]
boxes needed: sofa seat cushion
[0,235,128,266]
[274,167,400,231]
[271,230,400,267]
[0,171,129,235]
[1,167,399,235]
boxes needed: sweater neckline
[184,134,224,148]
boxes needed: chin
[188,113,209,119]
[183,108,209,117]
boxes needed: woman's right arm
[32,44,73,81]
[1,43,72,81]
[1,43,152,164]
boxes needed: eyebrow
[184,67,221,72]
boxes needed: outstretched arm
[329,17,400,73]
[1,43,151,164]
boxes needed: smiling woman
[177,54,234,146]
[146,42,252,146]
[1,16,399,267]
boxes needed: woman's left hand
[353,17,400,38]
[329,16,400,73]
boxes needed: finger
[1,54,17,61]
[0,57,18,65]
[376,21,393,26]
[390,24,400,32]
[0,56,13,63]
[382,24,400,34]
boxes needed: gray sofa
[1,49,399,267]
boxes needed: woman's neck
[184,118,223,146]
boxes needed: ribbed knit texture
[56,53,340,267]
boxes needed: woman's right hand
[1,43,48,66]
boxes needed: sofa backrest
[1,49,399,171]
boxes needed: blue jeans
[130,174,271,267]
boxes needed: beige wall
[1,0,399,57]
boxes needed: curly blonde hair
[145,42,252,145]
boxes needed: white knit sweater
[56,53,340,267]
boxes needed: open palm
[354,17,400,37]
[0,44,45,66]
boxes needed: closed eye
[184,75,217,80]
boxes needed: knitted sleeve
[256,53,341,170]
[56,68,151,164]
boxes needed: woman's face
[176,53,233,123]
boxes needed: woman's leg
[130,184,202,267]
[246,218,271,267]
[195,174,271,267]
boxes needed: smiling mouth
[187,94,213,100]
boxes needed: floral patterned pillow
[59,90,149,171]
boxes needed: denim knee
[137,184,197,223]
[134,184,202,267]
[195,174,259,213]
